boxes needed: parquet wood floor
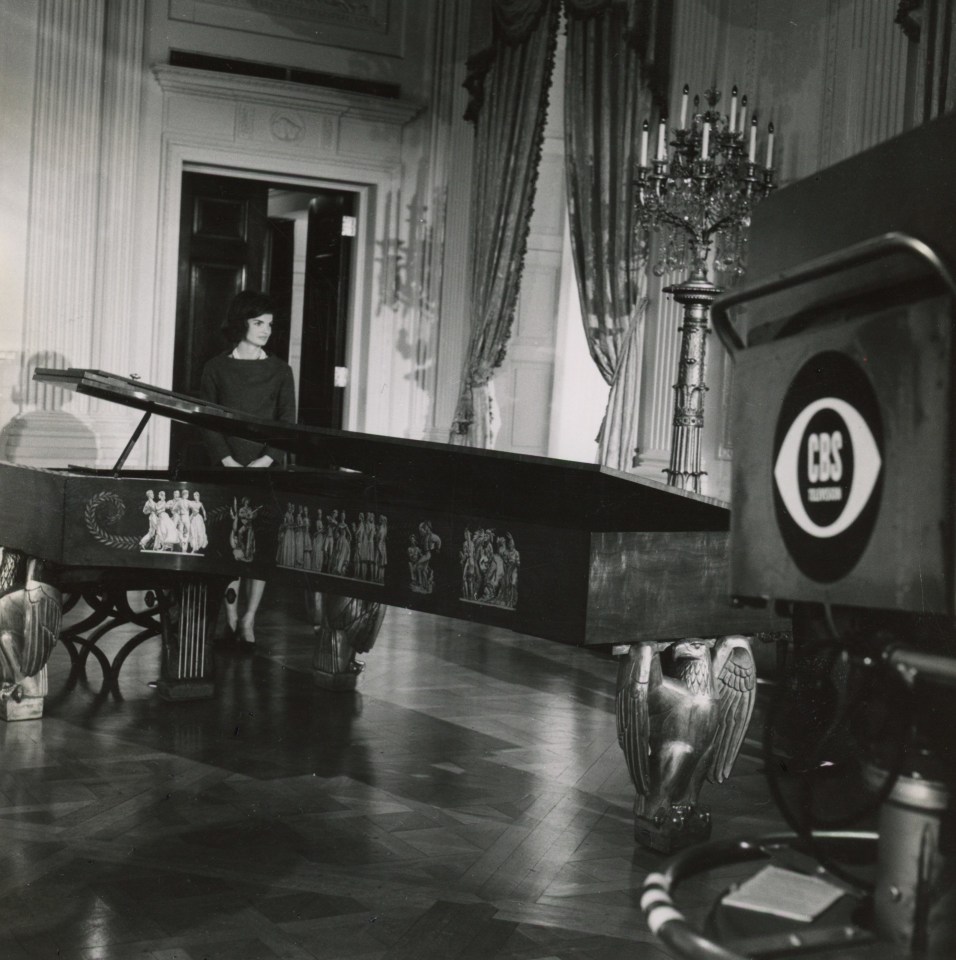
[1,580,788,959]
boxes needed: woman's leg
[223,578,241,633]
[237,577,266,645]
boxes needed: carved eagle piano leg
[0,547,61,721]
[305,589,384,691]
[615,636,756,852]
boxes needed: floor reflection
[0,579,785,959]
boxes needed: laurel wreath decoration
[84,491,140,550]
[208,504,231,525]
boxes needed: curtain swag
[564,0,659,468]
[492,0,553,44]
[450,0,561,447]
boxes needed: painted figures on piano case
[139,488,209,555]
[408,521,441,594]
[230,496,261,562]
[275,503,387,584]
[188,491,208,553]
[459,527,519,610]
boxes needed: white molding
[152,64,422,125]
[142,63,426,465]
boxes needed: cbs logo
[774,398,881,539]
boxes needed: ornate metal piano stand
[304,585,384,691]
[0,547,61,720]
[615,636,756,853]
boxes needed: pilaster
[88,0,148,450]
[17,0,149,468]
[22,0,107,415]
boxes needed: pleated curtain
[450,0,561,447]
[564,0,663,470]
[897,0,956,121]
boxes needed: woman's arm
[199,362,240,466]
[260,363,297,465]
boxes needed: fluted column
[91,0,147,404]
[22,0,107,412]
[16,0,148,468]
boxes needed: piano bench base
[156,678,215,702]
[0,696,44,722]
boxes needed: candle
[657,117,667,160]
[748,116,757,162]
[640,119,649,167]
[738,95,747,136]
[680,84,689,128]
[729,85,738,133]
[701,121,710,160]
[766,121,775,167]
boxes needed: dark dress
[199,352,296,466]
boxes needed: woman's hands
[220,455,273,468]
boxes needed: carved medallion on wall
[270,111,305,142]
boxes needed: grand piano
[0,367,786,848]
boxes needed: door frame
[174,166,361,431]
[147,65,419,467]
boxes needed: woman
[200,290,296,651]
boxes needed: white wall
[0,0,475,469]
[0,1,39,435]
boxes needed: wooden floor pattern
[2,579,788,959]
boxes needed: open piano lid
[35,367,729,530]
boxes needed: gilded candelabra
[636,87,776,493]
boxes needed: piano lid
[35,367,729,530]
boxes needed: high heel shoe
[237,620,256,653]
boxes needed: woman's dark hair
[222,290,275,345]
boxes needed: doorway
[169,170,357,468]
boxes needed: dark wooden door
[170,173,269,468]
[298,190,355,433]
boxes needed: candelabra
[636,86,776,493]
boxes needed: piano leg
[306,590,384,690]
[155,576,228,701]
[0,547,61,720]
[615,635,756,853]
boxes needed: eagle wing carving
[0,559,61,692]
[708,635,757,784]
[616,643,655,796]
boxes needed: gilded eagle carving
[0,552,62,702]
[616,636,756,851]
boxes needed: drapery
[896,0,956,121]
[564,0,666,470]
[450,0,560,447]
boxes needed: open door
[170,173,356,468]
[170,172,270,468]
[297,191,355,433]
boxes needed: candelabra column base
[663,275,722,495]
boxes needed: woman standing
[200,290,296,651]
